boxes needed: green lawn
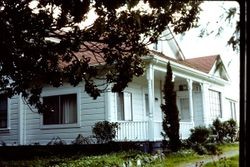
[0,143,239,167]
[218,142,239,152]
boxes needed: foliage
[0,140,6,146]
[210,118,238,143]
[188,126,222,155]
[92,121,119,143]
[0,0,202,112]
[223,119,238,142]
[0,151,158,167]
[47,136,66,145]
[0,144,239,167]
[210,118,227,143]
[204,143,222,155]
[189,126,211,144]
[188,119,238,155]
[161,61,181,152]
[72,134,93,145]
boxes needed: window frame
[208,89,222,119]
[40,88,81,129]
[228,99,237,120]
[0,94,10,131]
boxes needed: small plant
[210,118,227,143]
[192,143,208,155]
[92,121,119,143]
[47,136,66,145]
[189,126,211,144]
[0,140,6,146]
[210,118,238,143]
[72,134,92,145]
[188,126,222,155]
[224,119,238,142]
[204,143,222,155]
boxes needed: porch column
[147,64,155,141]
[187,79,194,124]
[105,88,112,122]
[200,82,209,126]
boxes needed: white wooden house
[0,30,239,146]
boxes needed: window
[229,100,237,120]
[117,92,132,121]
[145,94,149,116]
[43,94,77,125]
[179,97,190,121]
[0,94,8,129]
[209,90,222,118]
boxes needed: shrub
[189,126,211,144]
[47,136,66,145]
[224,119,238,142]
[210,118,227,143]
[72,134,92,145]
[0,140,6,146]
[210,118,238,143]
[92,121,119,143]
[192,143,208,155]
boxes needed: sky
[175,1,240,100]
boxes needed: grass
[146,143,239,167]
[0,143,239,167]
[204,155,239,167]
[218,142,239,152]
[145,149,208,167]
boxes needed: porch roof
[149,50,219,74]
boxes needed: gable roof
[182,55,219,74]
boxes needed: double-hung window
[0,94,8,129]
[229,100,237,120]
[43,94,77,125]
[179,97,190,121]
[117,92,132,121]
[209,90,222,118]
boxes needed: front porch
[107,62,208,142]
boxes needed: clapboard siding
[23,83,106,145]
[0,95,19,145]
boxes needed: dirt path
[178,150,239,167]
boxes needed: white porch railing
[115,121,194,141]
[115,121,148,141]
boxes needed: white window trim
[40,87,81,129]
[0,97,11,131]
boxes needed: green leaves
[161,62,181,152]
[0,0,202,112]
